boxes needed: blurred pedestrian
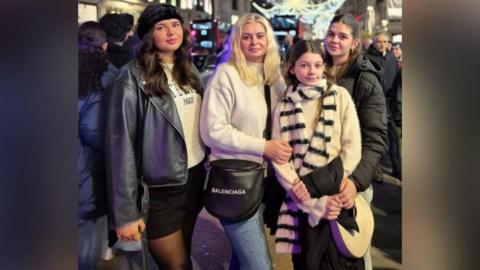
[99,13,134,69]
[366,32,399,95]
[361,32,372,51]
[324,13,388,270]
[391,67,402,139]
[121,13,142,56]
[200,13,289,270]
[77,21,109,270]
[365,31,402,180]
[105,3,206,269]
[392,42,402,68]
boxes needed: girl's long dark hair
[324,13,362,81]
[78,22,108,97]
[136,27,202,96]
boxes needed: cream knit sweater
[272,84,362,191]
[272,84,362,253]
[200,62,285,163]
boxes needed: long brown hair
[135,26,202,96]
[324,13,362,81]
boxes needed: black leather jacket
[105,61,193,228]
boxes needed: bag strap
[204,84,272,181]
[263,84,272,140]
[263,84,275,178]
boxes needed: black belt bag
[203,159,265,222]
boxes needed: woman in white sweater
[200,13,291,270]
[272,40,363,269]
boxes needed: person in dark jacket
[99,13,134,69]
[121,13,142,56]
[105,4,205,270]
[324,13,388,270]
[365,32,401,179]
[78,21,109,270]
[365,32,398,96]
[391,68,402,136]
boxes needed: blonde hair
[227,13,281,86]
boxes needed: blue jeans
[78,215,108,270]
[221,206,272,270]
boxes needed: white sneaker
[101,247,115,261]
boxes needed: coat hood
[346,54,383,78]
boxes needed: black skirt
[145,162,205,239]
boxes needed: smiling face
[239,22,267,63]
[324,22,359,65]
[152,18,184,61]
[290,52,325,87]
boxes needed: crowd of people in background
[78,3,401,269]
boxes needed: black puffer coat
[336,54,388,191]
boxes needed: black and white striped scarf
[275,79,337,253]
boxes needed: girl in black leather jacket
[105,4,205,269]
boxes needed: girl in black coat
[324,13,388,270]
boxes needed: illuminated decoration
[365,5,375,34]
[252,0,346,39]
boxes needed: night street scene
[78,0,402,269]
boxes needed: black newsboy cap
[137,3,184,40]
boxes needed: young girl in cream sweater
[272,39,364,270]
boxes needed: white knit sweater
[200,62,285,163]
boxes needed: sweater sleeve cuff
[297,196,328,227]
[250,137,266,156]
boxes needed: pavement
[97,174,401,270]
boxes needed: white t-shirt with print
[164,63,205,168]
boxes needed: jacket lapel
[132,65,185,141]
[149,94,185,140]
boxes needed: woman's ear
[289,66,295,75]
[352,39,360,50]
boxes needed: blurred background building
[79,0,401,36]
[78,0,402,71]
